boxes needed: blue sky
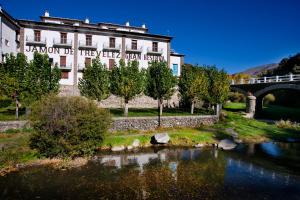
[1,0,300,74]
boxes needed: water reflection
[1,143,300,200]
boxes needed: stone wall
[0,115,218,132]
[59,85,180,108]
[110,115,218,131]
[0,121,28,132]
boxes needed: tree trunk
[215,104,222,116]
[191,101,195,115]
[124,101,129,117]
[159,99,163,116]
[15,99,19,120]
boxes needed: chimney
[142,24,146,29]
[125,21,130,26]
[44,10,50,17]
[85,18,90,24]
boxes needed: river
[1,142,300,200]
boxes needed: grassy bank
[1,111,300,172]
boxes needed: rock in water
[151,133,170,144]
[194,144,204,148]
[218,139,237,150]
[132,139,140,148]
[111,145,125,152]
[127,145,133,150]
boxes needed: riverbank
[1,111,299,175]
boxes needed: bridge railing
[231,74,300,85]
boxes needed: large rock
[218,139,237,150]
[151,133,170,144]
[111,145,125,152]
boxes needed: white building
[1,9,184,95]
[0,7,20,62]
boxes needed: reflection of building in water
[99,148,202,172]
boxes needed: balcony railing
[126,45,143,53]
[147,47,163,55]
[78,40,97,50]
[26,36,46,46]
[58,63,72,71]
[53,38,73,48]
[103,43,121,51]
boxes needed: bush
[228,92,245,103]
[29,95,112,158]
[276,119,299,130]
[263,93,275,105]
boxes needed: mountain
[236,63,279,76]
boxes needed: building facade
[0,7,20,62]
[0,9,184,97]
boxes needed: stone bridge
[230,74,300,117]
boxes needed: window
[85,57,91,66]
[86,35,92,46]
[61,72,69,79]
[152,42,158,52]
[109,59,115,70]
[60,56,66,67]
[131,40,137,50]
[34,30,41,42]
[5,39,10,47]
[60,33,67,44]
[109,37,115,48]
[172,64,178,76]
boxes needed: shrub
[29,95,112,158]
[276,119,299,130]
[228,92,245,103]
[263,93,275,105]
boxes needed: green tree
[145,61,176,121]
[23,52,61,106]
[205,66,230,115]
[78,57,110,101]
[179,65,209,114]
[110,59,144,117]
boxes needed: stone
[132,139,140,148]
[218,139,237,150]
[111,145,125,152]
[127,145,133,150]
[194,144,204,148]
[151,133,170,144]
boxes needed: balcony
[58,63,72,71]
[147,47,163,55]
[78,40,97,50]
[126,45,143,53]
[103,43,121,52]
[26,36,46,46]
[53,38,73,48]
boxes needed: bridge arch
[230,86,248,96]
[253,83,300,114]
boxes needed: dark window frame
[109,37,116,48]
[34,30,41,42]
[86,35,92,46]
[131,40,137,50]
[152,42,158,52]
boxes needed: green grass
[223,102,246,112]
[109,107,214,118]
[215,112,300,142]
[0,106,26,121]
[103,128,217,148]
[0,129,38,169]
[259,105,300,122]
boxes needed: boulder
[151,133,170,144]
[127,145,133,150]
[111,145,125,152]
[132,139,140,148]
[194,143,204,148]
[218,139,237,150]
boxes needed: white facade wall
[170,55,182,76]
[0,17,18,62]
[23,28,75,85]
